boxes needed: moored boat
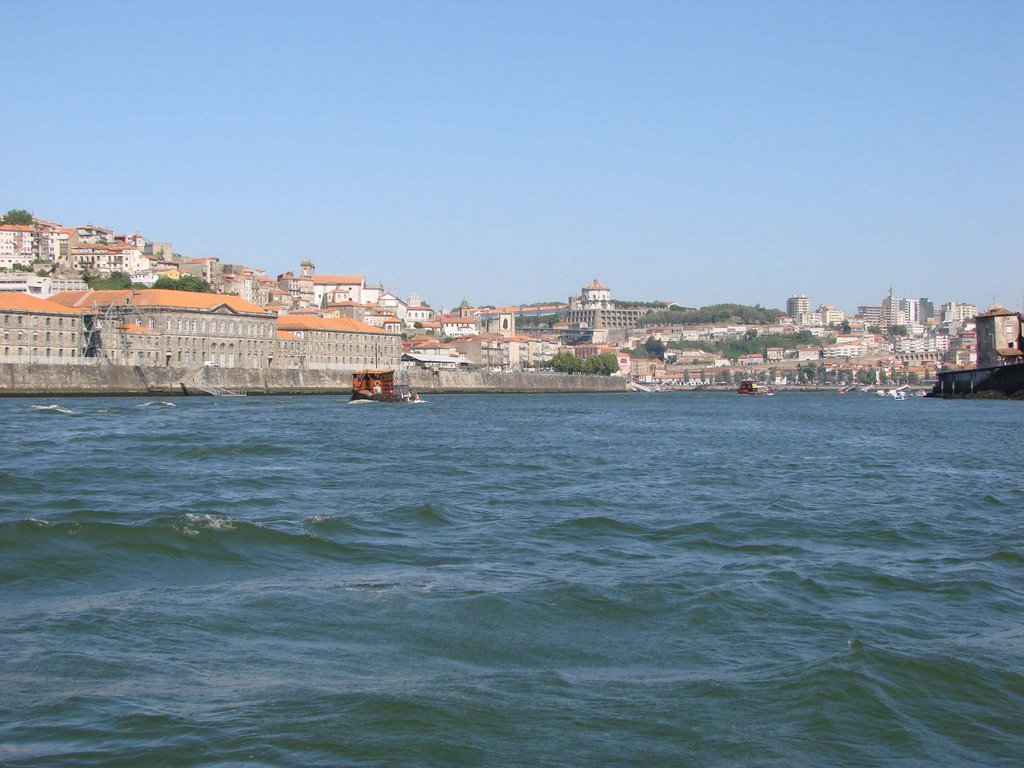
[351,369,421,403]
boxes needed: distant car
[204,361,219,367]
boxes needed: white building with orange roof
[313,274,366,307]
[440,315,478,337]
[405,303,435,327]
[71,242,147,274]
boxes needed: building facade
[975,305,1024,368]
[0,293,84,364]
[274,315,401,370]
[49,289,276,367]
[566,279,649,329]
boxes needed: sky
[3,0,1021,314]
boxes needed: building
[786,295,811,325]
[566,279,649,330]
[274,315,401,370]
[0,272,88,297]
[975,305,1024,368]
[49,289,276,367]
[941,301,978,326]
[0,293,85,364]
[0,224,36,270]
[440,316,479,337]
[858,305,883,327]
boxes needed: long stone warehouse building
[0,289,401,370]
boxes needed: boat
[351,369,421,403]
[737,379,774,395]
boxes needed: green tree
[644,336,666,361]
[85,271,132,290]
[840,320,851,333]
[2,209,33,225]
[152,275,213,293]
[890,324,908,337]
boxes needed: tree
[546,351,619,375]
[890,324,908,337]
[644,336,666,361]
[85,271,132,290]
[840,320,852,334]
[2,209,33,226]
[152,275,213,293]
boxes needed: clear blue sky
[4,1,1021,313]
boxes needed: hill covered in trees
[642,303,783,326]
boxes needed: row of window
[2,314,77,329]
[163,317,274,337]
[2,330,77,343]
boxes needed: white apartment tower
[786,295,811,325]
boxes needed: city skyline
[3,1,1021,313]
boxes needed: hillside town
[1,209,1019,387]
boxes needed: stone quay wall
[402,368,628,393]
[932,362,1024,398]
[0,363,630,396]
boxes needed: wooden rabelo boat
[351,369,421,403]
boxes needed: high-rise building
[786,295,811,325]
[919,298,934,321]
[899,298,920,325]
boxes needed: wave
[29,404,77,415]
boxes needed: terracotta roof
[48,289,267,314]
[276,315,386,334]
[276,330,300,340]
[977,305,1017,318]
[586,279,608,290]
[0,293,82,313]
[0,224,36,233]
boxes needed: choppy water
[1,392,1022,766]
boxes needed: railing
[184,383,246,397]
